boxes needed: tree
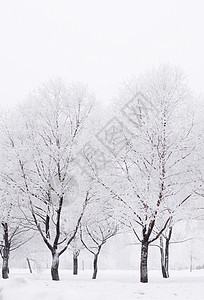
[159,224,172,278]
[0,79,93,280]
[158,212,191,278]
[80,197,118,279]
[69,233,84,275]
[93,65,196,282]
[0,186,34,279]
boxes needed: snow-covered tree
[0,183,34,279]
[0,79,93,280]
[69,233,84,275]
[93,65,197,283]
[80,195,118,279]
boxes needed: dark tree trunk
[140,240,149,283]
[160,236,168,278]
[164,227,172,278]
[51,252,60,281]
[159,227,172,278]
[26,258,32,273]
[1,222,10,279]
[92,254,99,279]
[2,257,9,279]
[162,264,168,278]
[164,237,170,278]
[73,252,78,275]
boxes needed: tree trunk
[140,240,149,283]
[51,252,60,281]
[164,227,172,278]
[164,238,170,278]
[160,236,168,278]
[190,253,193,272]
[2,256,9,279]
[92,254,99,279]
[26,258,32,273]
[1,222,10,279]
[73,253,78,275]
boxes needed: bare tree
[80,216,118,279]
[69,233,84,275]
[0,188,34,279]
[0,220,33,279]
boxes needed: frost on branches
[93,66,197,283]
[0,80,94,280]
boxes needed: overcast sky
[0,0,204,107]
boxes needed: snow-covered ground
[0,269,203,300]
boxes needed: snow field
[0,270,203,300]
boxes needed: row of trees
[0,66,203,282]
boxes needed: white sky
[0,0,204,106]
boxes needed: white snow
[0,269,203,300]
